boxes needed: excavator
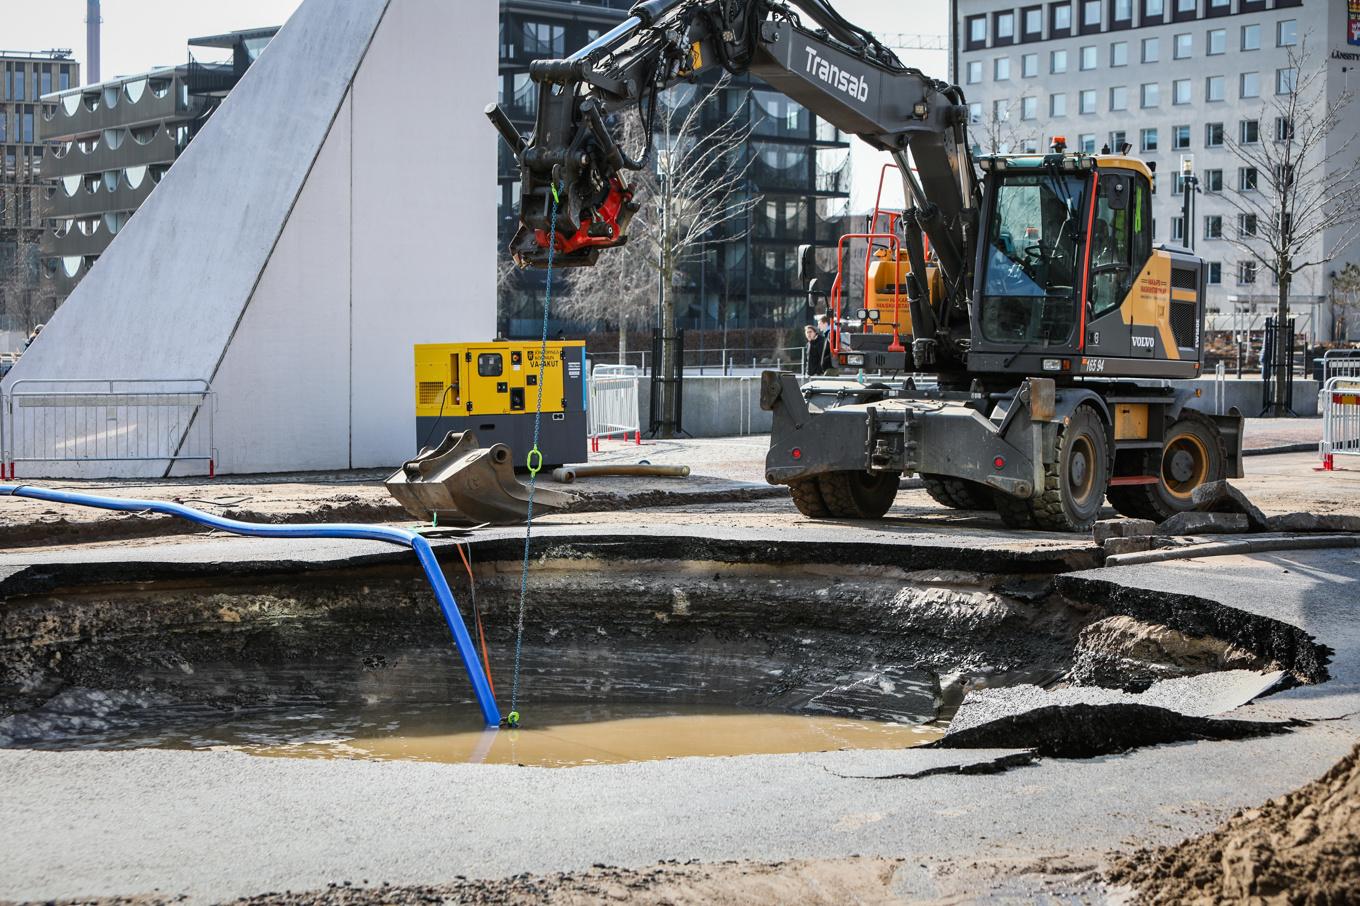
[486,0,1243,533]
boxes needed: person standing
[804,324,832,376]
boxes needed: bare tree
[1332,262,1360,343]
[1219,36,1360,411]
[971,97,1040,156]
[559,74,759,434]
[0,215,48,337]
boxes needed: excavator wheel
[789,477,832,518]
[993,491,1035,529]
[921,474,995,510]
[816,470,900,519]
[1107,411,1227,522]
[1028,404,1111,532]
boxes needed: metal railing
[2,378,216,478]
[1321,350,1360,384]
[587,365,641,452]
[1319,377,1360,471]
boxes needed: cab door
[1084,170,1154,358]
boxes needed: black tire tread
[993,491,1035,528]
[1106,410,1228,522]
[1030,405,1110,533]
[817,470,899,519]
[921,474,994,510]
[789,477,832,518]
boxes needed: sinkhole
[0,547,1314,767]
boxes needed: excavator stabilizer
[385,431,573,526]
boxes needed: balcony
[42,125,180,180]
[45,168,160,219]
[42,71,205,139]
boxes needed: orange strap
[455,542,495,697]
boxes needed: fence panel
[1319,377,1360,471]
[1322,351,1360,384]
[3,379,216,478]
[588,365,641,452]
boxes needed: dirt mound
[1109,741,1360,904]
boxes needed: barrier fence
[1320,376,1360,471]
[1321,350,1360,384]
[1,379,216,478]
[587,364,641,452]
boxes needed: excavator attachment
[385,431,573,526]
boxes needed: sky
[4,0,948,210]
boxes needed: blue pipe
[0,483,501,727]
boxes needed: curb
[1243,442,1317,456]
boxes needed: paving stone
[1156,512,1251,536]
[1191,481,1270,531]
[1263,512,1360,533]
[1102,536,1155,556]
[1093,519,1157,544]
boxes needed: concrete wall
[1,0,496,477]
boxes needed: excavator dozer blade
[385,431,573,526]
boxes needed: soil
[1108,741,1360,904]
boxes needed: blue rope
[0,483,501,726]
[507,185,559,727]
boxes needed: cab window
[477,353,503,377]
[1088,172,1152,319]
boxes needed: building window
[21,108,33,143]
[1239,213,1258,237]
[1022,53,1038,77]
[39,70,51,96]
[1207,261,1222,285]
[1110,85,1128,111]
[1080,88,1097,113]
[1175,0,1196,14]
[1080,45,1098,69]
[1241,71,1260,98]
[1142,36,1159,62]
[1113,0,1133,21]
[1051,49,1069,73]
[1051,93,1068,116]
[1277,19,1297,47]
[1208,0,1230,13]
[1023,6,1045,38]
[1238,261,1257,285]
[1207,28,1225,54]
[1276,68,1297,95]
[0,115,6,142]
[1141,82,1159,107]
[1083,0,1102,27]
[1241,23,1261,51]
[1022,96,1038,119]
[993,98,1011,121]
[59,66,71,91]
[1141,127,1159,151]
[1239,166,1258,190]
[1173,79,1191,104]
[1203,169,1222,192]
[13,66,25,100]
[1240,119,1259,143]
[969,101,983,123]
[997,11,1017,41]
[967,60,983,83]
[521,22,565,56]
[1206,75,1225,102]
[1111,41,1128,65]
[1080,133,1097,152]
[1171,216,1185,241]
[1275,116,1293,141]
[1109,129,1127,150]
[1205,122,1224,147]
[1205,215,1222,239]
[995,57,1011,80]
[1143,0,1165,20]
[1051,2,1073,36]
[967,15,988,48]
[1173,124,1191,149]
[1174,33,1192,58]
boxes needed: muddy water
[16,702,945,768]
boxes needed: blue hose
[0,483,501,727]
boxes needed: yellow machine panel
[412,340,588,466]
[864,248,914,335]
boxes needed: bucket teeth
[385,431,573,525]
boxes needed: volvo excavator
[487,0,1243,533]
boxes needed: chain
[507,182,559,728]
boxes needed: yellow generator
[412,340,588,468]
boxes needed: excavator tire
[789,477,832,518]
[993,491,1035,529]
[1029,404,1112,532]
[816,470,900,519]
[1107,411,1227,522]
[921,474,995,510]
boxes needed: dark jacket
[806,334,832,374]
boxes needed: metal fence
[1321,350,1360,384]
[2,379,216,478]
[587,364,641,452]
[1319,377,1360,472]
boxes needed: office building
[497,0,851,338]
[38,28,278,308]
[953,0,1360,339]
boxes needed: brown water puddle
[165,703,944,768]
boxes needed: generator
[412,340,587,468]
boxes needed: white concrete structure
[0,0,496,476]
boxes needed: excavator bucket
[385,431,573,526]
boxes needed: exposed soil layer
[1108,741,1360,904]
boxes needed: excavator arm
[488,0,981,354]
